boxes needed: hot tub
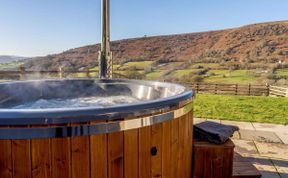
[0,79,194,178]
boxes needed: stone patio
[195,118,288,178]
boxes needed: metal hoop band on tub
[0,102,193,140]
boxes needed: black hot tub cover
[194,121,239,144]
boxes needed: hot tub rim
[0,101,193,139]
[0,79,194,125]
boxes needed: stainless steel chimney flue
[99,0,113,79]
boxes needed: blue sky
[0,0,287,57]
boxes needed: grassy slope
[168,69,262,84]
[146,70,166,79]
[170,69,192,77]
[189,63,221,69]
[169,69,201,77]
[119,61,153,70]
[2,61,286,85]
[276,68,288,77]
[0,61,24,70]
[203,70,260,84]
[194,93,288,125]
[157,62,184,70]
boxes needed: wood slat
[162,121,172,178]
[124,129,138,178]
[203,148,212,178]
[139,126,151,178]
[0,112,193,178]
[177,116,185,178]
[12,140,31,178]
[185,112,193,178]
[270,85,288,90]
[222,148,233,177]
[151,123,163,178]
[108,132,124,178]
[193,139,235,178]
[31,139,51,178]
[51,138,71,178]
[90,134,107,178]
[232,153,261,178]
[0,140,12,178]
[192,147,204,177]
[171,119,179,178]
[71,136,90,178]
[212,149,224,178]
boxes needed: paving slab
[271,159,288,178]
[221,120,255,130]
[254,169,282,178]
[252,123,288,134]
[239,130,282,143]
[279,173,288,178]
[194,118,206,124]
[249,156,280,178]
[232,139,259,155]
[255,141,288,160]
[275,133,288,145]
[256,170,280,178]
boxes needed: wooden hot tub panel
[0,111,193,178]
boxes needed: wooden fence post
[266,83,270,96]
[235,84,238,95]
[86,70,91,78]
[196,83,199,93]
[248,84,251,96]
[214,84,218,94]
[19,66,26,80]
[58,67,64,79]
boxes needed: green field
[112,64,122,70]
[276,68,288,78]
[167,69,263,84]
[119,61,153,70]
[89,66,99,71]
[203,70,261,84]
[157,62,184,70]
[194,94,288,125]
[0,61,24,70]
[189,63,221,69]
[169,69,204,77]
[170,69,192,77]
[1,61,286,86]
[146,70,166,79]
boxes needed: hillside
[0,55,27,64]
[25,21,288,71]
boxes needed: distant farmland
[1,60,287,86]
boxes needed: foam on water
[12,96,141,109]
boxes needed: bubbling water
[12,96,141,109]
